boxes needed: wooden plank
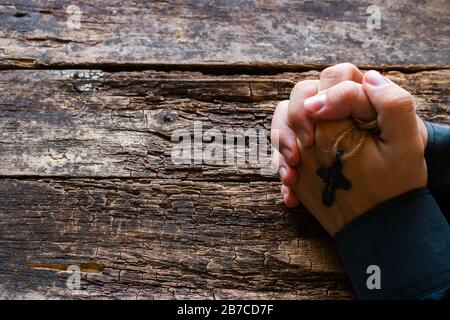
[0,69,448,178]
[0,69,447,299]
[0,178,353,299]
[0,0,447,302]
[0,0,449,69]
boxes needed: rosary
[316,120,378,207]
[316,150,351,207]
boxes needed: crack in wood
[0,61,449,75]
[27,263,105,273]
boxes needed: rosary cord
[332,120,378,161]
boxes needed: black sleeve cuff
[335,187,450,300]
[424,121,450,218]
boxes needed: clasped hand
[272,63,428,236]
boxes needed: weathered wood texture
[0,69,448,178]
[0,0,449,301]
[0,178,350,299]
[0,69,448,299]
[0,0,449,69]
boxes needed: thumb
[363,70,418,146]
[304,80,377,122]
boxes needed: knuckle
[290,80,317,99]
[384,91,415,113]
[287,106,300,127]
[397,91,415,109]
[340,62,359,73]
[287,100,305,128]
[321,65,340,80]
[330,80,358,102]
[321,63,360,81]
[340,80,359,94]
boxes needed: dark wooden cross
[316,150,352,207]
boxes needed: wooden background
[0,0,448,299]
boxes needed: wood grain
[0,69,448,178]
[0,0,449,299]
[0,178,352,299]
[0,68,448,299]
[0,0,449,69]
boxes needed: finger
[318,62,364,92]
[275,149,299,187]
[287,80,319,147]
[272,148,299,186]
[304,81,377,122]
[281,185,301,208]
[362,70,418,146]
[272,100,301,166]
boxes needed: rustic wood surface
[0,69,448,178]
[0,0,448,299]
[0,69,448,299]
[0,0,449,69]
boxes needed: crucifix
[316,150,352,207]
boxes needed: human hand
[275,69,428,236]
[272,64,428,208]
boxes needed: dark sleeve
[335,188,450,300]
[424,121,450,221]
[334,121,450,300]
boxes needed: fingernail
[279,166,287,181]
[304,94,326,113]
[365,70,389,86]
[299,130,310,147]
